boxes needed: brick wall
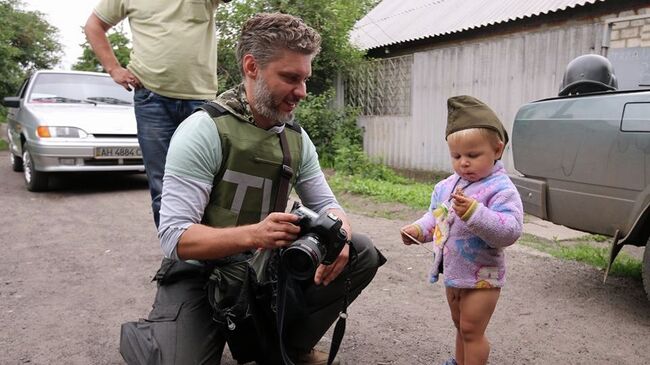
[608,7,650,48]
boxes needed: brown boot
[290,348,340,365]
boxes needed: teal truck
[510,54,650,300]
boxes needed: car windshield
[28,73,133,105]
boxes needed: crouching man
[120,12,385,365]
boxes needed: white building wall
[360,22,603,173]
[609,8,650,48]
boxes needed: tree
[0,0,62,99]
[216,0,377,95]
[73,25,131,72]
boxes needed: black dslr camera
[281,202,348,280]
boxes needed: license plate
[94,146,142,159]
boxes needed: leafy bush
[73,26,131,72]
[296,90,363,166]
[0,0,61,101]
[297,90,409,185]
[295,90,435,209]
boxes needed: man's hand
[109,67,141,91]
[451,189,475,218]
[250,212,300,249]
[84,14,140,91]
[314,243,349,286]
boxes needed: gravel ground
[0,150,648,365]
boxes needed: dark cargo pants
[120,233,385,365]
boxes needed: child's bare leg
[455,331,463,364]
[445,287,464,364]
[458,288,500,365]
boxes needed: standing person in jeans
[84,0,230,227]
[120,12,385,365]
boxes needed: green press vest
[202,113,303,228]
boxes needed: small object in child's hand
[401,229,423,245]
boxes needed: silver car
[3,70,144,191]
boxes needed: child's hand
[400,224,422,245]
[451,189,475,218]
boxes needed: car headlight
[36,126,88,138]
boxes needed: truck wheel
[643,241,650,300]
[22,146,49,192]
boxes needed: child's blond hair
[447,127,503,150]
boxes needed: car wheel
[643,240,650,300]
[22,146,49,192]
[10,152,23,172]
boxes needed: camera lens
[286,250,314,276]
[282,234,324,280]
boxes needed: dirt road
[0,150,648,365]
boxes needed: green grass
[0,139,8,151]
[574,233,609,242]
[328,173,434,209]
[518,233,642,279]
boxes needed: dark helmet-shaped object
[558,54,618,96]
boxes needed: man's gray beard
[252,74,294,125]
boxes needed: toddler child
[400,95,523,365]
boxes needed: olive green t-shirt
[94,0,221,99]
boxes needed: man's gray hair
[236,13,321,75]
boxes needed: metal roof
[350,0,607,50]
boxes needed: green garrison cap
[445,95,509,146]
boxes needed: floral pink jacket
[413,161,523,288]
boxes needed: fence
[344,55,413,116]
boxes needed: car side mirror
[2,96,20,108]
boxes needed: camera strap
[274,121,347,364]
[275,129,293,213]
[328,269,351,365]
[276,253,352,365]
[277,268,295,365]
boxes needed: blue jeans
[134,87,206,227]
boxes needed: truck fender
[618,186,650,248]
[605,197,650,282]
